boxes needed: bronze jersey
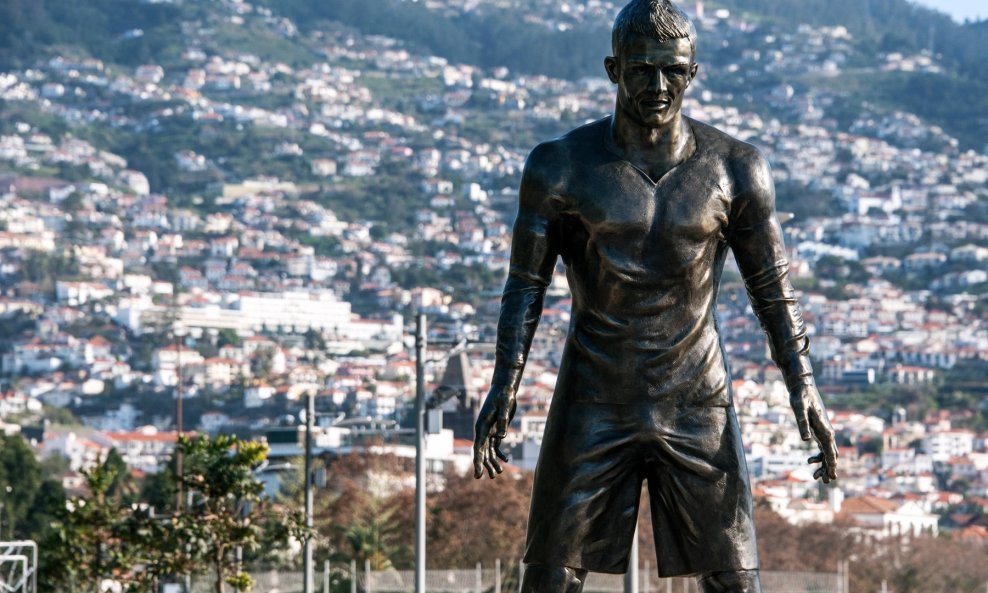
[493,116,813,406]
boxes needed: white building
[55,281,115,306]
[923,429,975,462]
[41,430,113,471]
[837,496,938,538]
[104,426,179,473]
[152,345,205,387]
[140,291,405,342]
[244,383,277,408]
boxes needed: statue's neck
[607,111,694,180]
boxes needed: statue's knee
[521,564,589,593]
[696,569,761,593]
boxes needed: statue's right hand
[473,386,516,479]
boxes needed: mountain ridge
[0,0,986,150]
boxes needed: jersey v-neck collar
[601,116,699,187]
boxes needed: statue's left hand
[473,386,516,479]
[790,383,839,483]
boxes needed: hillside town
[0,0,986,547]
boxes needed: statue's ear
[604,56,620,84]
[690,63,699,80]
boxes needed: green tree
[254,347,276,378]
[342,507,401,571]
[40,436,301,593]
[102,448,140,505]
[172,434,302,593]
[138,467,175,514]
[217,328,242,349]
[304,328,326,351]
[42,456,146,592]
[0,435,46,539]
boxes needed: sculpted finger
[478,440,496,479]
[813,466,825,481]
[807,453,823,465]
[487,440,503,475]
[495,442,510,462]
[811,413,839,475]
[826,441,839,480]
[473,419,494,479]
[473,442,486,479]
[473,413,495,472]
[472,439,485,479]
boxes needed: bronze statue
[473,1,838,592]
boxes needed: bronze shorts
[524,401,758,577]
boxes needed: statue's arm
[474,143,564,479]
[728,147,838,482]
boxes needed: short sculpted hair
[611,0,697,58]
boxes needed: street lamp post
[173,323,186,512]
[623,527,639,593]
[304,390,315,593]
[301,390,333,593]
[414,314,427,593]
[413,314,490,593]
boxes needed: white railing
[0,541,38,593]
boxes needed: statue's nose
[648,69,668,93]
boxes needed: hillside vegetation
[1,0,986,149]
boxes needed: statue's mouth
[640,96,671,109]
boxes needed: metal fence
[363,567,839,593]
[579,571,839,593]
[189,566,840,593]
[189,569,307,593]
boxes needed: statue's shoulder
[524,117,609,190]
[689,118,771,194]
[528,117,608,165]
[559,116,610,146]
[689,118,766,165]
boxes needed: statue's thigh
[643,406,758,576]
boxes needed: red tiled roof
[839,495,899,515]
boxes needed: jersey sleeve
[728,150,816,391]
[490,144,564,391]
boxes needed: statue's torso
[548,117,739,406]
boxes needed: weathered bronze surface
[473,2,838,592]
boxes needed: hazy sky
[912,0,985,22]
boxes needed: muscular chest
[560,158,732,266]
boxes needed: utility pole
[623,526,639,593]
[410,316,490,593]
[414,313,427,593]
[304,390,315,593]
[174,324,185,512]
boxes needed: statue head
[605,0,699,129]
[611,0,697,60]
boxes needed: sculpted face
[605,34,698,129]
